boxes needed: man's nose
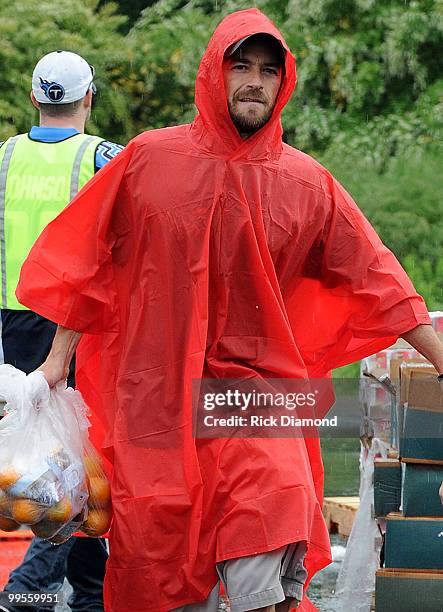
[246,69,264,89]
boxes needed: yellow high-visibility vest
[0,132,103,309]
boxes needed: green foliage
[98,0,156,31]
[4,0,441,155]
[307,80,443,171]
[321,148,443,308]
[282,0,443,155]
[0,0,134,143]
[333,362,360,379]
[128,2,213,129]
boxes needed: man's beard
[228,90,274,136]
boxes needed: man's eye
[233,64,248,71]
[264,68,279,75]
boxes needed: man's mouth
[238,97,265,104]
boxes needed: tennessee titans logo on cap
[39,77,65,102]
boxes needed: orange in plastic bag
[0,468,21,490]
[81,508,112,537]
[79,443,112,537]
[0,515,20,532]
[12,499,45,525]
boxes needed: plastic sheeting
[334,439,388,611]
[360,346,419,448]
[17,8,430,612]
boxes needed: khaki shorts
[173,541,307,612]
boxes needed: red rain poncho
[17,8,430,612]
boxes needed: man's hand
[36,325,82,388]
[37,358,69,388]
[401,325,443,377]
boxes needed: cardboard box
[400,363,439,406]
[402,463,443,517]
[362,348,425,449]
[360,331,443,450]
[400,369,443,462]
[375,569,443,611]
[385,513,443,570]
[374,458,402,518]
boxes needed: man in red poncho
[16,8,443,612]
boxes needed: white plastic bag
[0,365,93,542]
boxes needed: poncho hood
[191,8,296,159]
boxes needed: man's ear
[83,89,93,109]
[30,91,40,110]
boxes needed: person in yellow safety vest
[0,51,124,612]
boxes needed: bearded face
[223,36,283,138]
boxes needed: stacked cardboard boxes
[373,351,443,610]
[333,314,442,610]
[360,340,420,450]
